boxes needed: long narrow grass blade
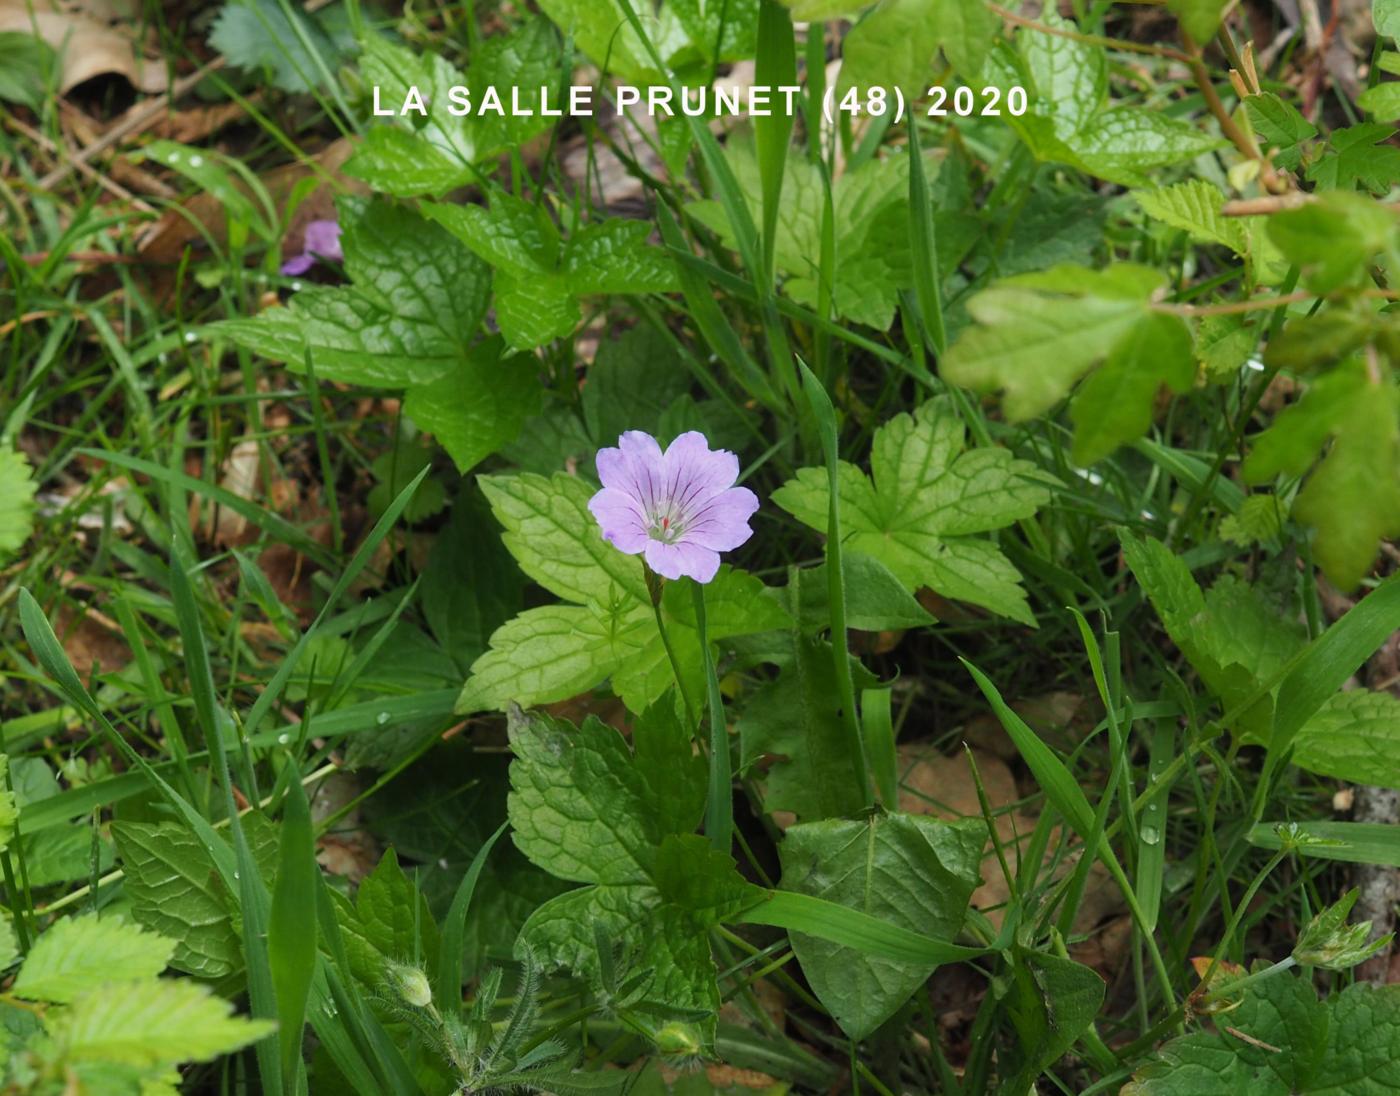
[861,688,898,809]
[797,360,871,809]
[693,581,733,853]
[737,890,986,966]
[906,119,945,358]
[435,821,507,1008]
[270,761,318,1089]
[754,0,795,291]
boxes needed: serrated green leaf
[1245,92,1317,171]
[1293,689,1400,788]
[111,822,253,978]
[1124,973,1400,1093]
[943,270,1155,421]
[337,848,440,988]
[1306,122,1400,193]
[508,708,743,1029]
[209,0,344,93]
[1197,314,1257,380]
[1267,191,1397,294]
[1359,81,1400,121]
[1135,180,1249,254]
[779,812,982,1039]
[423,194,676,349]
[342,127,473,198]
[478,472,649,606]
[211,197,491,386]
[1220,494,1284,546]
[13,916,174,1004]
[838,0,998,93]
[1121,532,1305,739]
[52,978,274,1069]
[774,398,1051,623]
[797,551,937,633]
[0,444,38,561]
[989,17,1221,185]
[403,337,540,474]
[1070,311,1195,466]
[1243,360,1400,589]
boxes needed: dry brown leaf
[0,0,167,93]
[54,603,129,677]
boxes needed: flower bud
[387,962,432,1008]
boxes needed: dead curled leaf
[0,0,167,93]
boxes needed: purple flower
[280,219,343,276]
[588,431,758,584]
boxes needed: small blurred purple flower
[588,430,758,584]
[280,219,343,276]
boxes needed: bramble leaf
[1306,123,1400,193]
[774,398,1052,623]
[12,916,175,1004]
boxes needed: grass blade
[269,760,318,1090]
[906,119,945,358]
[435,821,507,1008]
[861,687,898,809]
[754,0,795,291]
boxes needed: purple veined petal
[302,219,343,261]
[682,486,759,552]
[587,487,649,554]
[645,539,721,583]
[662,431,740,512]
[280,252,315,276]
[596,430,665,506]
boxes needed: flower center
[648,508,683,543]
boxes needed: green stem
[693,580,732,853]
[646,561,697,729]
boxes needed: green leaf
[51,978,274,1069]
[738,626,872,822]
[1244,93,1317,171]
[688,139,929,330]
[1247,821,1400,866]
[1267,191,1397,293]
[420,484,526,670]
[209,0,346,93]
[1359,81,1400,121]
[210,197,491,387]
[1293,887,1392,970]
[342,127,473,198]
[797,551,937,633]
[1124,973,1400,1093]
[943,262,1162,422]
[13,916,174,1004]
[773,397,1053,623]
[478,472,649,606]
[1293,689,1400,788]
[1069,310,1196,466]
[1243,359,1400,589]
[0,31,51,109]
[111,821,258,978]
[403,337,540,474]
[1121,532,1304,738]
[1379,0,1400,38]
[0,443,37,561]
[582,326,693,448]
[1003,951,1106,1089]
[1135,180,1249,254]
[1168,0,1227,43]
[778,813,982,1039]
[988,17,1221,186]
[423,195,677,349]
[839,0,998,94]
[339,848,440,985]
[268,768,317,1087]
[1306,122,1400,193]
[508,708,745,1030]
